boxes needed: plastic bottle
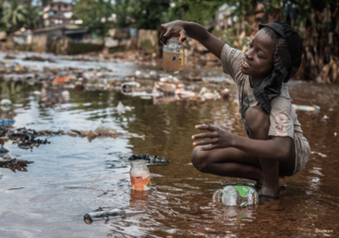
[163,36,184,73]
[83,209,144,224]
[130,160,150,191]
[212,185,259,207]
[84,209,123,224]
[0,119,15,127]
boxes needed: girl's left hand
[191,124,234,150]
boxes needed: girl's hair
[263,27,292,82]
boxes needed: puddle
[0,55,338,237]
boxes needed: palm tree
[24,4,41,29]
[2,0,29,31]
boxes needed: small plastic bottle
[84,209,123,224]
[163,36,184,73]
[212,185,258,207]
[130,160,150,191]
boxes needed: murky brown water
[0,58,338,237]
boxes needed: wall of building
[31,34,48,52]
[137,29,158,55]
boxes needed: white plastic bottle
[212,185,259,207]
[129,160,150,191]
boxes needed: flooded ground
[0,53,338,237]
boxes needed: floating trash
[0,145,34,169]
[52,77,70,84]
[0,128,50,150]
[128,154,170,166]
[292,104,320,112]
[117,101,126,115]
[0,119,15,127]
[84,209,123,224]
[84,208,143,224]
[0,99,12,105]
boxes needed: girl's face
[241,29,276,85]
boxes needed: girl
[160,20,311,199]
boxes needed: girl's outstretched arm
[160,20,225,59]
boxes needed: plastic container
[130,160,150,191]
[84,209,123,224]
[83,208,143,224]
[212,185,258,207]
[163,37,184,73]
[0,119,15,127]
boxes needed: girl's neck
[249,76,263,88]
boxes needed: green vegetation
[0,0,41,32]
[127,0,170,30]
[168,0,226,30]
[68,42,104,55]
[72,0,114,41]
[0,0,337,81]
[2,0,28,31]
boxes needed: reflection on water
[0,65,338,237]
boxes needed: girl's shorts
[290,132,311,176]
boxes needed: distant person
[160,20,311,199]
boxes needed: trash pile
[0,128,51,150]
[0,145,33,170]
[65,127,144,142]
[128,154,170,166]
[0,125,144,151]
[0,58,233,105]
[120,73,232,103]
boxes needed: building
[43,1,73,27]
[14,29,33,45]
[31,24,87,52]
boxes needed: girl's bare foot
[255,176,286,188]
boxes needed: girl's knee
[245,106,270,135]
[191,146,209,172]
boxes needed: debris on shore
[0,53,234,105]
[0,144,33,171]
[128,154,170,166]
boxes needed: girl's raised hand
[191,125,234,151]
[160,20,187,45]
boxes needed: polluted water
[1,50,338,237]
[162,36,184,73]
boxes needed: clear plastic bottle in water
[130,160,150,191]
[212,185,259,207]
[162,36,184,73]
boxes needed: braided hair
[263,27,292,82]
[253,27,292,114]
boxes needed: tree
[168,0,226,29]
[2,0,29,31]
[39,0,53,6]
[127,0,170,30]
[24,4,41,29]
[111,0,133,29]
[220,0,339,81]
[72,0,114,41]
